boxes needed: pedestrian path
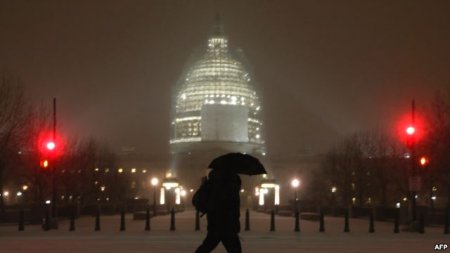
[0,209,447,253]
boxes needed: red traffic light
[46,141,56,151]
[397,114,425,143]
[40,159,50,169]
[406,126,416,136]
[39,139,58,157]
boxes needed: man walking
[195,169,242,253]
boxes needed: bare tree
[58,137,120,211]
[0,73,29,213]
[424,89,450,208]
[314,129,408,209]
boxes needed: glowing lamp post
[291,178,300,211]
[150,177,159,215]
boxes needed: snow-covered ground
[0,209,448,253]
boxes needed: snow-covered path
[0,210,447,253]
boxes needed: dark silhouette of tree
[423,89,450,209]
[314,129,407,208]
[0,73,29,214]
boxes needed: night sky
[1,0,449,156]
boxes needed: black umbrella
[208,153,267,175]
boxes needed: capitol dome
[170,18,264,154]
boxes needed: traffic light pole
[409,100,417,224]
[51,98,57,219]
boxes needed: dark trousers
[195,231,242,253]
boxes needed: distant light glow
[274,185,280,205]
[163,182,179,189]
[291,179,300,188]
[42,160,49,168]
[258,189,264,206]
[261,183,278,188]
[175,188,181,204]
[419,156,429,166]
[151,177,159,186]
[160,188,165,205]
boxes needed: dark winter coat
[206,169,241,234]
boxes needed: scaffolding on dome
[170,19,264,150]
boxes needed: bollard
[69,208,75,231]
[170,208,176,231]
[444,208,449,234]
[344,209,350,233]
[294,211,300,232]
[95,206,101,231]
[245,209,250,231]
[418,211,425,234]
[18,208,24,231]
[394,209,399,233]
[120,209,126,231]
[369,209,375,233]
[270,210,275,231]
[195,210,200,231]
[319,210,325,232]
[145,207,151,231]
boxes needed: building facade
[170,18,265,188]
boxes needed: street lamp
[150,177,159,215]
[291,178,300,211]
[331,186,337,215]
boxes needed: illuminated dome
[170,18,264,152]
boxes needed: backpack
[192,179,211,216]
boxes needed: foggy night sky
[1,0,449,156]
